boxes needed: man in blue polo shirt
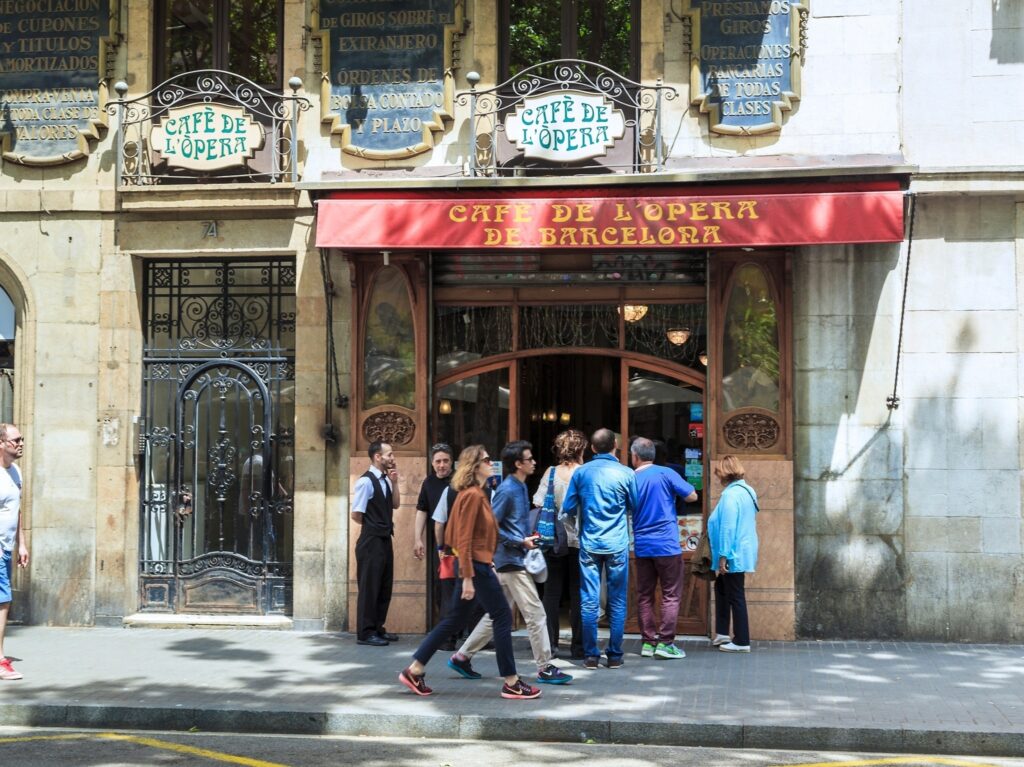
[630,437,697,660]
[561,428,638,670]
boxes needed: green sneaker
[654,642,686,659]
[640,642,655,658]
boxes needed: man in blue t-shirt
[630,437,697,660]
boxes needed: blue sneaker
[536,664,573,684]
[447,654,482,679]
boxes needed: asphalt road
[2,729,1024,767]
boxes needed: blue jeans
[0,549,10,604]
[579,548,628,659]
[412,561,517,678]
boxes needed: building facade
[1,0,1021,641]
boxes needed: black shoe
[440,639,457,652]
[377,632,399,642]
[570,649,586,660]
[357,635,389,646]
[583,656,600,669]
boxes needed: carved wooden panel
[362,411,416,445]
[723,412,781,451]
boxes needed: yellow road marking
[773,757,1001,767]
[99,733,291,767]
[0,730,290,767]
[0,734,90,744]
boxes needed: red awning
[315,181,905,249]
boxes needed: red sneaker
[398,667,433,696]
[500,678,541,700]
[0,657,22,680]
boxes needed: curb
[2,704,1024,757]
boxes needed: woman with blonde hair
[706,455,759,653]
[399,445,541,700]
[532,428,587,659]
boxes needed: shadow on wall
[990,0,1024,64]
[793,242,906,639]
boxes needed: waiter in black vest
[350,440,401,646]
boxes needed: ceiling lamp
[438,399,452,415]
[559,412,571,425]
[665,327,691,346]
[621,304,648,323]
[698,352,708,367]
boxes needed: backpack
[536,466,558,549]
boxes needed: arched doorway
[434,347,709,635]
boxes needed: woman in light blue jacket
[706,455,758,653]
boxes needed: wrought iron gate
[139,260,295,614]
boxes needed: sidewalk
[1,626,1023,757]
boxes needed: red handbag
[438,554,456,580]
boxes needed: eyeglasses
[6,437,23,444]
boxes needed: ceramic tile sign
[150,104,265,172]
[683,0,809,135]
[317,0,462,159]
[504,92,626,163]
[0,0,115,165]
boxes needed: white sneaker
[719,642,751,653]
[711,634,731,647]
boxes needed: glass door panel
[436,366,511,458]
[626,366,708,636]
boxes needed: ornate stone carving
[363,412,416,445]
[723,413,780,451]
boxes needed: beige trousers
[459,568,553,671]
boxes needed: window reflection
[722,265,780,412]
[434,306,512,374]
[436,368,510,458]
[364,267,416,410]
[628,370,704,514]
[159,0,282,87]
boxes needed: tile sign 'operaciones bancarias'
[0,0,115,165]
[683,0,808,135]
[316,0,463,160]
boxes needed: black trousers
[439,577,485,645]
[541,548,582,656]
[355,533,393,640]
[714,572,749,646]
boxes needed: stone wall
[901,196,1024,641]
[794,197,1024,641]
[793,241,905,637]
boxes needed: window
[0,287,14,425]
[500,0,638,78]
[721,264,780,412]
[154,0,283,88]
[364,266,416,410]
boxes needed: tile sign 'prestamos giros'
[683,0,809,135]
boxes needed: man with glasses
[0,424,26,680]
[448,440,572,686]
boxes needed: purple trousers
[634,554,685,643]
